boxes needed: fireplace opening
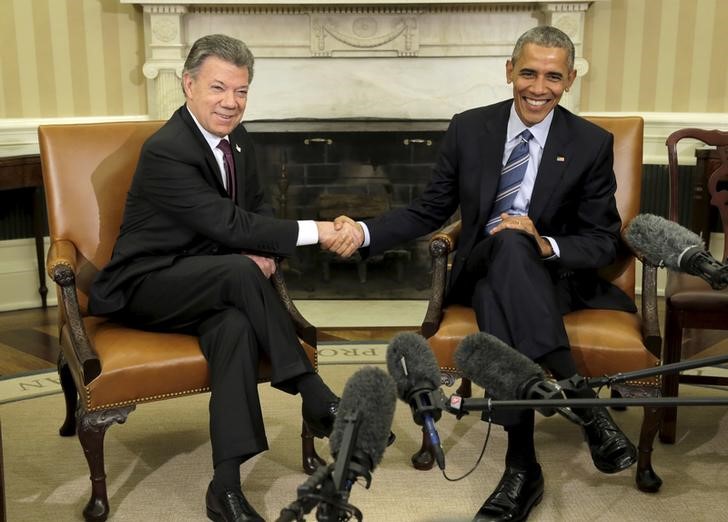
[248,119,452,299]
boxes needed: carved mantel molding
[121,1,593,119]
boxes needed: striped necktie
[485,129,533,233]
[216,138,236,200]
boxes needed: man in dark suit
[339,26,638,521]
[89,34,363,522]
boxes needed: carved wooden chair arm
[272,261,317,348]
[47,239,101,385]
[421,220,463,338]
[619,228,662,357]
[639,262,662,358]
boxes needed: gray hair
[181,34,255,94]
[511,26,575,71]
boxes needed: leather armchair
[417,116,664,493]
[38,121,324,522]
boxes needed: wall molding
[3,111,726,160]
[582,111,728,165]
[0,115,151,157]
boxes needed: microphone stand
[445,352,728,418]
[277,412,366,522]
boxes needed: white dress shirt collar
[506,103,554,150]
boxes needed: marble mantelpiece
[122,1,593,120]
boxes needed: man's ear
[505,59,514,85]
[182,73,193,98]
[566,68,577,89]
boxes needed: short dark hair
[181,34,255,93]
[511,26,575,71]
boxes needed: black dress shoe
[302,399,397,445]
[474,465,544,522]
[302,399,339,438]
[582,407,637,474]
[206,482,264,522]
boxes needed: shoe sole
[593,448,638,474]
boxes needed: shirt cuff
[296,220,319,246]
[359,221,371,247]
[542,236,560,259]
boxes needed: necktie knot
[520,129,533,143]
[216,138,232,155]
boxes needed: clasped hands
[317,216,363,258]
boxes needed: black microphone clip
[520,376,585,425]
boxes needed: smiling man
[88,34,364,522]
[336,26,639,521]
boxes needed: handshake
[316,215,363,258]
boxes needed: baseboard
[0,237,56,311]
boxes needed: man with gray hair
[89,34,363,521]
[338,26,638,521]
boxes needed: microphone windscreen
[454,332,544,400]
[329,366,396,468]
[624,213,704,270]
[386,332,441,401]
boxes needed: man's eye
[211,85,224,92]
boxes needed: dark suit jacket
[89,106,298,316]
[364,100,635,312]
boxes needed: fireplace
[247,119,449,298]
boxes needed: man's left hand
[490,213,554,257]
[244,254,277,278]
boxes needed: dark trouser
[121,254,314,465]
[463,230,574,429]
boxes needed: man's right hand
[317,218,363,258]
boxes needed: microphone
[385,332,446,470]
[329,366,397,474]
[624,213,728,290]
[453,332,569,419]
[279,367,396,522]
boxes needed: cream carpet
[3,364,728,522]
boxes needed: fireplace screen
[249,120,451,299]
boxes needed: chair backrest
[38,121,164,313]
[583,116,644,299]
[666,128,728,262]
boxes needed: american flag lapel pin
[235,144,241,153]
[556,155,566,162]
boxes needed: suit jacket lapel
[178,107,231,196]
[229,127,246,205]
[528,107,572,224]
[476,103,510,232]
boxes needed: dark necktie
[485,129,533,233]
[216,138,236,200]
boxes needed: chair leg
[456,378,472,398]
[660,309,682,444]
[58,353,77,437]
[635,405,663,493]
[77,406,134,522]
[301,420,326,475]
[411,429,435,471]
